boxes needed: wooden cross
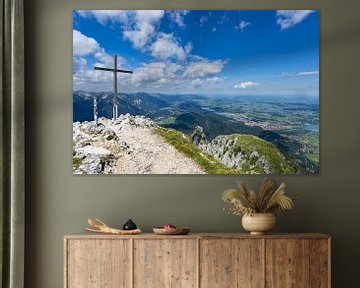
[94,55,133,120]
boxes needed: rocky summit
[73,114,205,174]
[73,114,297,175]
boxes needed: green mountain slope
[156,126,297,174]
[206,134,298,174]
[155,128,240,174]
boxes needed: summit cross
[94,55,133,120]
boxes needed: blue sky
[73,10,319,97]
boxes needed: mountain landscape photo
[73,10,319,174]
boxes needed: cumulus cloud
[184,59,226,78]
[123,10,165,50]
[77,10,165,50]
[74,56,227,92]
[150,33,189,60]
[74,11,230,92]
[167,10,189,28]
[76,10,130,26]
[73,29,128,90]
[93,49,114,67]
[185,43,193,54]
[73,56,112,88]
[73,30,125,68]
[128,60,225,92]
[117,58,226,92]
[276,10,315,30]
[76,10,196,65]
[123,27,153,50]
[130,61,183,88]
[235,20,251,32]
[234,81,259,89]
[297,70,319,76]
[191,77,223,88]
[73,30,101,56]
[123,10,165,49]
[73,57,87,72]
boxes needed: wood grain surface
[265,239,310,287]
[66,239,131,288]
[64,233,330,288]
[133,239,198,288]
[309,239,330,288]
[200,239,264,288]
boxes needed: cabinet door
[265,239,312,288]
[309,239,330,288]
[66,239,131,288]
[200,239,264,288]
[134,239,198,288]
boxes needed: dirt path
[107,122,205,174]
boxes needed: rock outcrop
[73,114,205,174]
[190,126,296,174]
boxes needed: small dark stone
[123,219,137,230]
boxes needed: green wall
[25,0,360,287]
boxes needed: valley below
[73,91,319,174]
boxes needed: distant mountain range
[73,90,205,122]
[73,90,319,174]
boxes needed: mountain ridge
[73,91,319,174]
[73,114,295,174]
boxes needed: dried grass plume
[222,179,294,216]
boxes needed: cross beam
[94,55,133,120]
[94,67,133,74]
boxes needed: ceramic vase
[242,213,276,235]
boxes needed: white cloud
[276,10,315,31]
[127,57,227,92]
[78,10,165,50]
[73,29,129,90]
[297,70,319,76]
[235,20,251,32]
[123,10,165,49]
[217,14,229,25]
[73,30,100,56]
[73,57,87,72]
[184,59,226,78]
[123,27,154,50]
[130,61,183,88]
[128,60,225,92]
[200,16,208,26]
[74,56,228,92]
[234,81,260,89]
[192,77,223,88]
[73,29,125,68]
[77,10,130,26]
[185,42,193,54]
[150,33,188,60]
[73,57,112,88]
[167,10,189,28]
[93,49,114,67]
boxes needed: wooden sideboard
[64,233,330,288]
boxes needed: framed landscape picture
[72,10,319,175]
